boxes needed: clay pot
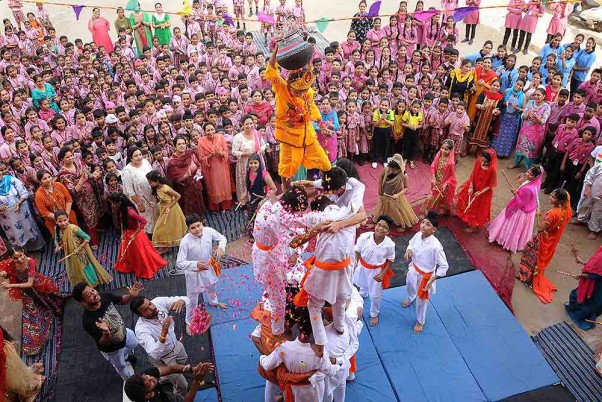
[276,28,315,70]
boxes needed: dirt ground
[0,0,601,353]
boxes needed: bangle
[159,335,167,343]
[183,364,191,373]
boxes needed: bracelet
[183,364,191,373]
[159,335,167,343]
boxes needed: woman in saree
[491,79,526,158]
[422,139,457,217]
[56,147,103,248]
[1,326,46,402]
[108,192,166,279]
[456,149,498,232]
[166,135,205,217]
[565,245,602,331]
[509,88,551,170]
[54,210,112,288]
[127,1,153,53]
[122,147,157,235]
[197,123,233,212]
[34,169,77,238]
[372,153,418,229]
[88,8,113,52]
[0,248,64,355]
[518,188,572,303]
[0,162,44,251]
[467,79,503,153]
[449,59,475,103]
[232,116,267,207]
[466,57,499,121]
[488,165,542,252]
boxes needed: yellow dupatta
[60,224,112,287]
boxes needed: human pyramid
[0,0,601,401]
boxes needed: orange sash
[209,257,221,277]
[349,354,357,373]
[257,364,314,402]
[359,257,395,289]
[293,256,352,307]
[413,263,433,300]
[256,241,277,252]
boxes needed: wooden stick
[501,170,515,192]
[58,249,80,264]
[556,270,578,278]
[586,319,602,325]
[463,193,481,213]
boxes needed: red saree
[429,148,457,209]
[244,101,274,126]
[456,149,498,227]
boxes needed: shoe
[522,48,528,55]
[371,162,377,169]
[248,9,253,17]
[468,39,473,46]
[125,352,137,367]
[461,38,469,43]
[511,48,518,54]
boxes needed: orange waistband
[256,241,277,252]
[306,255,352,271]
[413,263,433,277]
[359,256,385,270]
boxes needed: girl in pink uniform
[546,2,575,43]
[461,0,481,46]
[516,0,545,55]
[502,0,524,51]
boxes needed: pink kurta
[547,3,574,35]
[88,17,113,52]
[463,0,481,25]
[505,0,524,29]
[519,4,544,34]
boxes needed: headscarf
[125,0,140,12]
[503,86,525,109]
[577,246,602,303]
[505,168,543,218]
[431,140,457,188]
[471,149,498,189]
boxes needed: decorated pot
[276,27,315,70]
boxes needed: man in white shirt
[402,211,449,333]
[177,213,228,335]
[353,215,396,327]
[130,295,191,396]
[291,195,355,354]
[252,187,309,336]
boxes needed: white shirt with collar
[176,228,227,290]
[407,232,449,277]
[312,177,365,212]
[134,296,191,359]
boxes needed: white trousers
[99,328,138,379]
[406,265,429,325]
[308,296,346,346]
[186,283,219,323]
[265,380,279,402]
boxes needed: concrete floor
[0,0,601,352]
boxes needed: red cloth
[0,258,58,301]
[244,101,274,126]
[115,208,167,279]
[430,147,457,207]
[577,246,602,303]
[413,263,434,300]
[456,149,498,227]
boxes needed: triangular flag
[316,17,330,33]
[72,5,84,21]
[453,6,477,22]
[258,12,276,25]
[222,12,235,27]
[414,10,439,22]
[367,1,382,18]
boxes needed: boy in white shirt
[402,211,449,333]
[176,214,228,335]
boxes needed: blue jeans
[100,328,138,379]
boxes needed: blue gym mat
[212,318,266,402]
[211,263,262,325]
[364,287,487,402]
[431,270,559,401]
[193,387,219,402]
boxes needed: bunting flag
[257,12,276,25]
[452,6,477,22]
[72,5,85,21]
[414,9,439,22]
[367,1,382,18]
[315,17,330,33]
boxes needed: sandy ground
[0,0,601,351]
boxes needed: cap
[105,114,118,123]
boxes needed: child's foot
[91,245,98,251]
[370,316,379,327]
[588,232,598,240]
[463,227,477,233]
[212,302,229,309]
[401,299,411,308]
[414,322,424,333]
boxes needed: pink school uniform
[505,0,524,30]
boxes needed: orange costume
[265,63,331,178]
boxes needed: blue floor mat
[364,287,487,402]
[212,318,265,402]
[345,326,397,402]
[194,387,219,402]
[431,271,559,401]
[212,263,262,325]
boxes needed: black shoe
[125,352,137,367]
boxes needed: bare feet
[463,227,477,233]
[213,302,229,309]
[370,316,379,327]
[413,322,424,333]
[401,299,411,308]
[186,324,193,336]
[588,232,598,240]
[91,245,98,251]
